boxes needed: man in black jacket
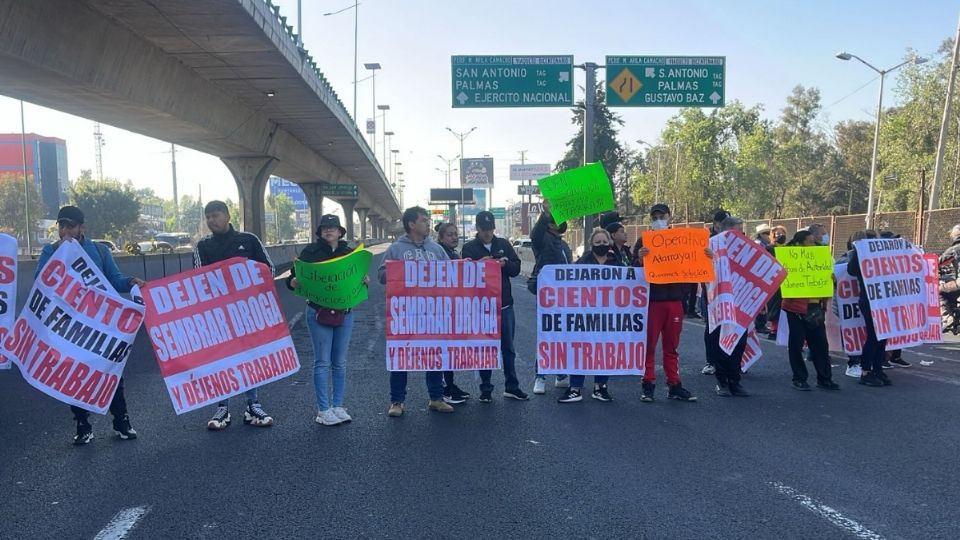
[462,211,528,402]
[194,200,277,430]
[529,204,572,394]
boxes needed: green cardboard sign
[294,245,372,309]
[775,246,834,298]
[536,162,615,224]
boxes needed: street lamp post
[437,154,460,188]
[364,63,381,154]
[836,51,928,229]
[379,106,390,167]
[390,148,399,193]
[446,127,477,237]
[323,2,360,123]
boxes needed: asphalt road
[2,251,959,539]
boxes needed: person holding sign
[434,222,471,404]
[378,206,453,416]
[35,206,146,445]
[556,228,622,403]
[288,215,368,426]
[780,231,839,391]
[462,211,528,403]
[195,201,277,429]
[530,203,573,394]
[846,230,890,388]
[635,204,699,403]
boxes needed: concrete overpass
[0,0,400,241]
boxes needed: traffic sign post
[489,207,506,219]
[605,56,725,107]
[451,55,574,108]
[509,163,551,181]
[518,184,541,196]
[319,184,359,198]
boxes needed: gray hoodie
[377,233,450,284]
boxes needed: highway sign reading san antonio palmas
[451,55,573,108]
[606,56,726,108]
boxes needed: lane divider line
[768,482,884,540]
[93,506,150,540]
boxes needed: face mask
[776,234,786,245]
[592,244,609,257]
[821,234,830,245]
[651,219,668,231]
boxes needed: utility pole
[917,168,927,244]
[580,62,598,253]
[446,127,477,238]
[928,12,960,240]
[673,141,682,219]
[19,100,32,254]
[170,143,179,232]
[93,122,105,183]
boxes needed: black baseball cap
[204,200,229,215]
[476,211,496,231]
[650,203,671,216]
[56,205,84,225]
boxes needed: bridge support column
[356,208,369,243]
[340,199,357,242]
[222,156,276,240]
[305,183,324,239]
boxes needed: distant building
[140,202,165,233]
[0,133,69,219]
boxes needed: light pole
[378,108,390,166]
[19,100,32,253]
[437,154,459,188]
[390,148,399,193]
[637,139,663,205]
[364,63,381,153]
[836,51,928,229]
[446,127,477,237]
[323,1,360,123]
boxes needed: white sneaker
[332,407,352,423]
[555,376,569,388]
[845,365,862,378]
[533,377,546,395]
[315,409,343,426]
[701,363,716,375]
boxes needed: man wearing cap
[462,211,528,403]
[699,209,729,375]
[635,203,698,402]
[755,223,772,247]
[194,200,277,430]
[530,203,573,394]
[35,206,147,444]
[705,216,751,397]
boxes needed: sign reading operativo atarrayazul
[451,55,574,108]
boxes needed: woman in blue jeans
[287,214,368,425]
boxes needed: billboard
[460,157,494,188]
[429,188,475,205]
[269,177,309,211]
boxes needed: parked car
[154,232,193,252]
[91,239,120,253]
[126,241,175,255]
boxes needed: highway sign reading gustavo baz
[451,55,573,108]
[606,56,725,107]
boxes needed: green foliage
[70,178,141,243]
[0,173,46,241]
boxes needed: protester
[558,228,621,403]
[940,224,960,335]
[193,201,277,429]
[34,206,147,445]
[755,223,772,247]
[378,206,454,415]
[605,220,635,267]
[434,222,470,404]
[764,225,789,340]
[752,224,774,333]
[705,216,751,397]
[876,232,912,369]
[846,229,890,387]
[287,215,368,426]
[700,209,729,374]
[530,203,573,394]
[807,223,829,246]
[462,211,528,402]
[635,204,698,402]
[836,231,869,377]
[781,231,839,391]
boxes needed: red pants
[644,300,684,385]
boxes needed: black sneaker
[640,382,655,402]
[591,384,613,402]
[73,422,94,445]
[479,390,493,403]
[667,384,697,402]
[112,415,138,440]
[792,381,812,391]
[206,405,231,430]
[503,388,529,401]
[881,359,894,369]
[443,391,467,405]
[859,373,884,387]
[243,402,274,427]
[716,382,732,397]
[889,357,911,368]
[817,381,841,390]
[877,371,893,386]
[557,388,582,403]
[729,382,750,397]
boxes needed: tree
[70,179,141,243]
[267,193,296,242]
[0,173,46,242]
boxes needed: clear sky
[0,0,956,222]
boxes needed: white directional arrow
[456,91,469,105]
[558,71,569,83]
[644,67,656,78]
[709,91,722,105]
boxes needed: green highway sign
[451,55,574,108]
[490,207,506,219]
[605,56,725,107]
[319,184,359,198]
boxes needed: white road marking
[93,506,150,540]
[288,312,303,330]
[769,482,884,540]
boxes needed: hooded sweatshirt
[377,233,450,284]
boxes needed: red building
[0,133,69,219]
